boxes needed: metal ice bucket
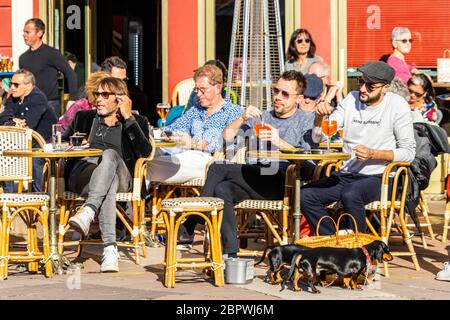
[224,258,254,284]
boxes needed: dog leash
[361,246,374,286]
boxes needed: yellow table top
[3,148,103,158]
[248,150,350,161]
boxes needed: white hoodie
[313,91,416,175]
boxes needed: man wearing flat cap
[301,61,416,235]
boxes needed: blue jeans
[300,172,390,235]
[67,149,132,246]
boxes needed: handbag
[295,213,380,249]
[295,213,381,286]
[437,50,450,83]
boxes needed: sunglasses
[273,87,299,99]
[358,78,385,93]
[10,82,22,88]
[396,39,413,44]
[93,91,116,99]
[408,89,425,98]
[296,38,311,44]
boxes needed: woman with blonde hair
[58,71,110,131]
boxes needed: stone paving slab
[0,198,449,300]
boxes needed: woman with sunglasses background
[285,28,323,74]
[407,73,441,124]
[387,27,419,84]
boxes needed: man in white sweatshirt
[301,61,416,235]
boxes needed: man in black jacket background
[62,77,151,272]
[20,18,78,117]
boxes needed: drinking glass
[156,103,171,129]
[253,121,271,150]
[321,117,337,152]
[52,124,63,150]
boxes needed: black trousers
[183,162,287,255]
[300,172,391,236]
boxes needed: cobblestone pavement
[0,196,449,300]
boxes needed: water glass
[52,124,63,150]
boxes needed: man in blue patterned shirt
[147,65,242,184]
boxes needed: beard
[359,90,383,105]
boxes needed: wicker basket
[295,214,380,249]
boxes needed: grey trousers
[68,149,132,246]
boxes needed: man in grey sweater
[301,61,416,235]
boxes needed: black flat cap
[358,61,395,84]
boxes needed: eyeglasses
[296,38,311,44]
[273,87,299,99]
[10,82,22,88]
[93,91,116,99]
[408,88,425,98]
[396,39,413,44]
[193,87,209,96]
[358,78,385,93]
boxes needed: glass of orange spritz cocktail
[254,121,271,150]
[321,117,337,152]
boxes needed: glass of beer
[156,103,171,129]
[321,117,337,152]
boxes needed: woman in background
[285,28,322,74]
[407,73,441,124]
[387,27,418,84]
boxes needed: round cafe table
[3,147,103,274]
[154,140,179,148]
[247,150,351,241]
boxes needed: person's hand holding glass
[156,103,171,129]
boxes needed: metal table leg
[293,161,302,241]
[48,160,71,274]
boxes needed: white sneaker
[436,262,450,282]
[100,245,120,273]
[68,206,95,237]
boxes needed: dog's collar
[361,246,373,268]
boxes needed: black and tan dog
[286,240,393,293]
[265,244,310,285]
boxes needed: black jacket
[62,109,152,176]
[405,122,450,232]
[0,87,57,142]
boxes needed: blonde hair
[193,64,223,86]
[84,71,110,104]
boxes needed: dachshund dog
[266,244,310,285]
[286,240,393,293]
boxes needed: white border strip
[12,0,34,69]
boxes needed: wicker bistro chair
[57,136,156,265]
[148,151,227,238]
[441,154,450,243]
[325,162,420,277]
[171,78,195,106]
[0,127,53,279]
[160,197,224,288]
